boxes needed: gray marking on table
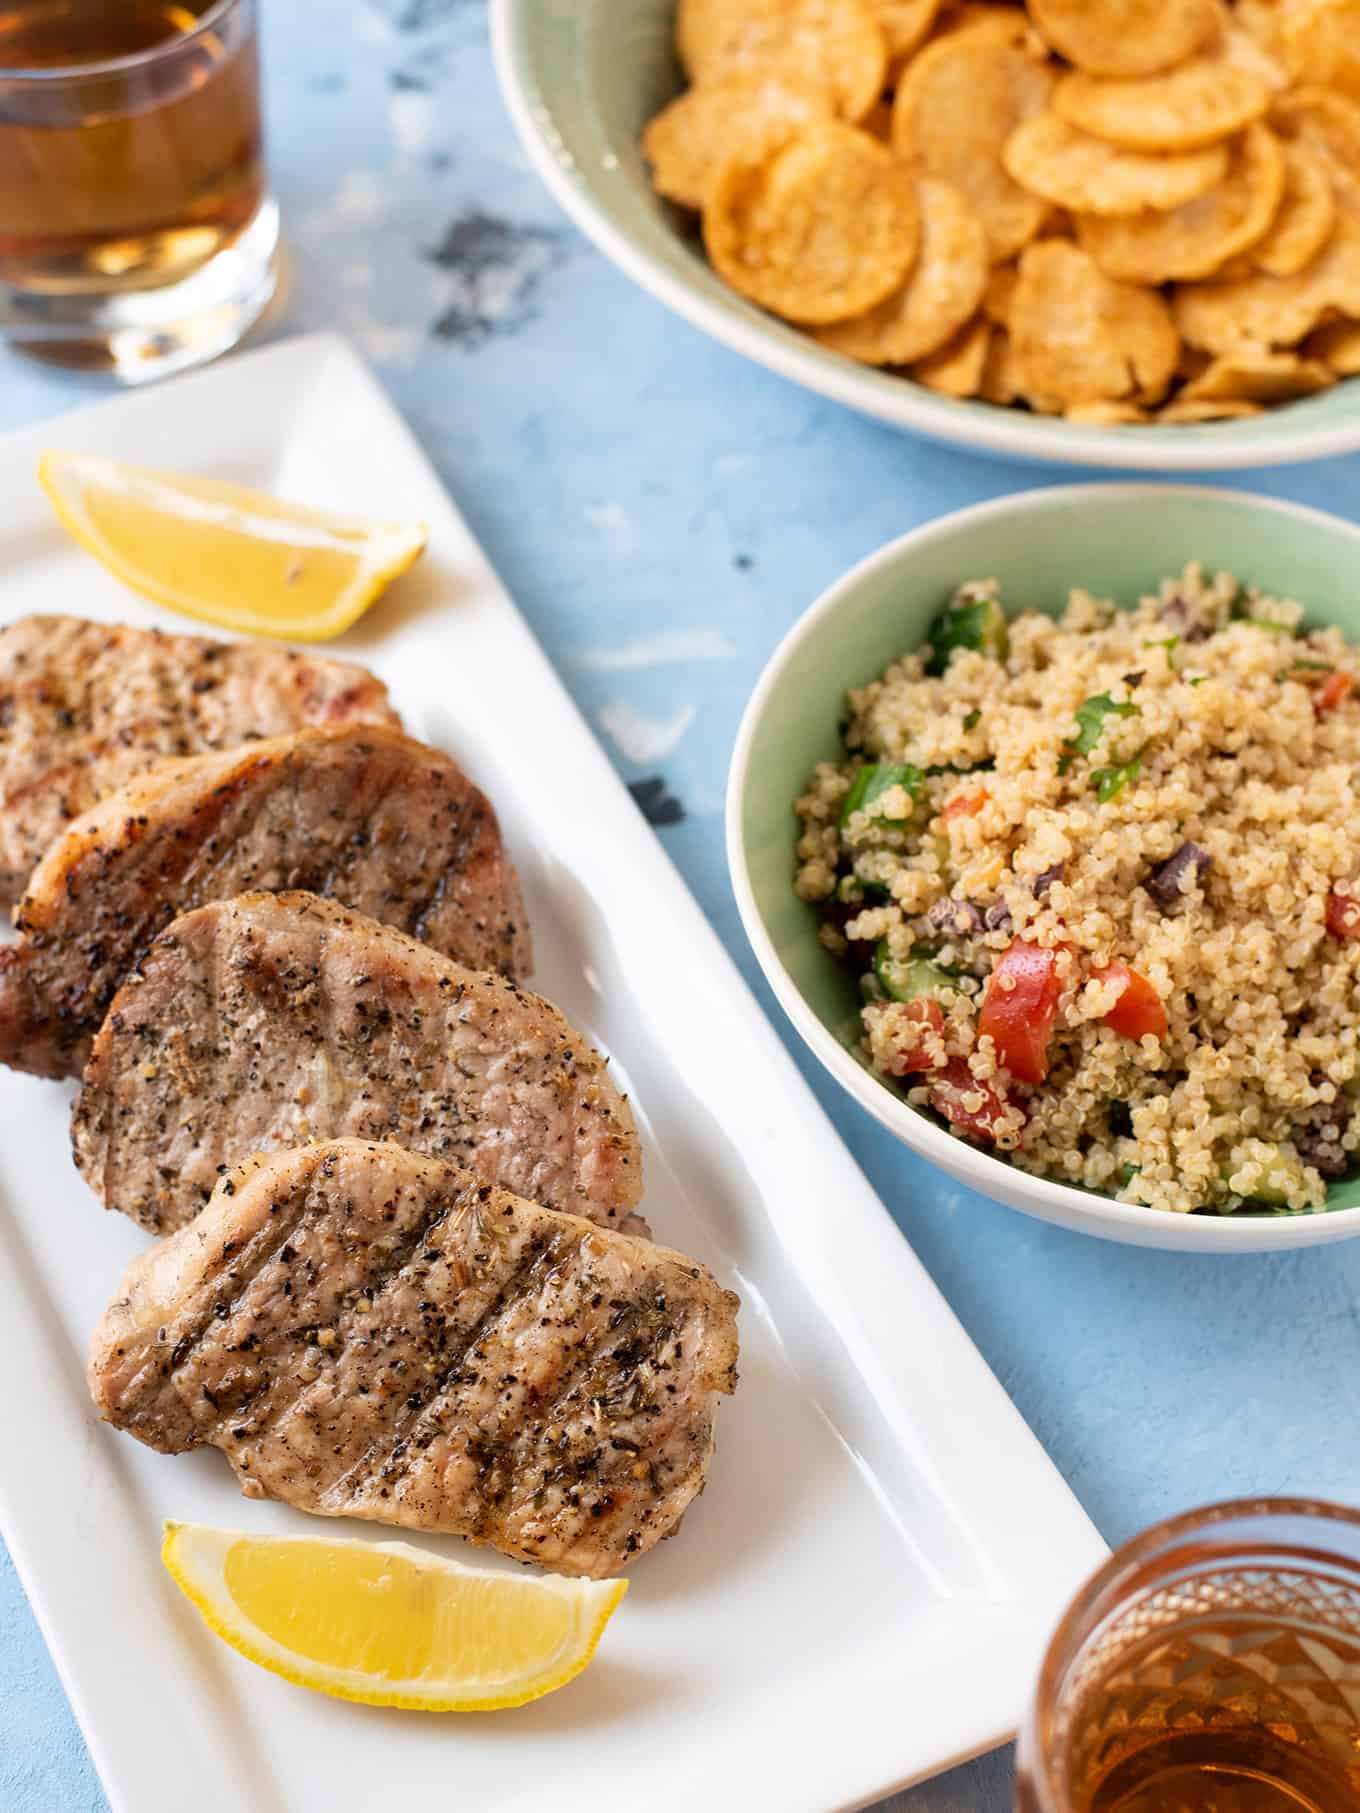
[425,210,571,347]
[370,0,474,30]
[629,778,687,828]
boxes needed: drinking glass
[1016,1498,1360,1813]
[0,0,280,382]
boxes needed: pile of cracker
[642,0,1360,424]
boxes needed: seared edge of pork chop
[73,890,643,1236]
[88,1141,739,1578]
[0,723,531,1079]
[0,614,399,906]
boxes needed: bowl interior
[736,486,1360,1218]
[498,0,1360,468]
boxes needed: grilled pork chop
[0,725,530,1079]
[0,615,400,905]
[89,1141,738,1576]
[73,891,643,1237]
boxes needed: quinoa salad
[793,564,1360,1216]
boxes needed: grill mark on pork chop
[0,727,530,1079]
[0,615,400,903]
[300,1230,567,1509]
[72,892,642,1236]
[378,1284,663,1543]
[89,1142,737,1575]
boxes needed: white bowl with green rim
[491,0,1360,471]
[727,483,1360,1249]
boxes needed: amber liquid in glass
[0,0,263,293]
[1062,1615,1360,1813]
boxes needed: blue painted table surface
[5,4,1360,1809]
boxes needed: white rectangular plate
[0,334,1105,1813]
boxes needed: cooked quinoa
[794,563,1360,1216]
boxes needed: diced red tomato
[928,1058,1016,1144]
[881,999,947,1077]
[977,940,1062,1084]
[1316,671,1355,716]
[1327,890,1360,939]
[943,787,990,821]
[1093,960,1168,1041]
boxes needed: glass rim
[1057,1497,1360,1633]
[0,0,244,83]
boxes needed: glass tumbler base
[0,196,282,386]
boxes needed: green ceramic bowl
[492,0,1360,471]
[727,484,1360,1248]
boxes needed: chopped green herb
[1144,635,1179,653]
[1093,759,1141,803]
[874,943,959,1005]
[854,874,892,902]
[839,762,925,827]
[1059,693,1140,773]
[1289,658,1332,674]
[1187,675,1206,687]
[1241,617,1296,634]
[925,590,1009,675]
[837,874,893,906]
[1119,1163,1141,1187]
[963,709,981,730]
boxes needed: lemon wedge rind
[161,1521,628,1712]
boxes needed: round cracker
[1010,239,1180,405]
[676,0,887,122]
[1252,142,1336,276]
[816,175,988,361]
[982,260,1019,325]
[978,326,1025,404]
[930,3,1035,48]
[867,0,942,61]
[1172,214,1360,350]
[1027,0,1216,78]
[1065,399,1151,424]
[644,73,835,210]
[1234,0,1285,66]
[1212,6,1290,88]
[1277,0,1360,102]
[892,32,1054,261]
[1302,315,1360,373]
[1158,396,1264,420]
[1077,123,1286,283]
[1053,59,1270,154]
[1177,341,1212,381]
[911,313,992,394]
[1271,87,1360,216]
[861,97,895,142]
[704,122,920,325]
[1180,345,1336,401]
[1003,112,1230,216]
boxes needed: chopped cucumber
[874,943,959,1005]
[1220,1143,1306,1207]
[925,589,1009,675]
[839,762,926,828]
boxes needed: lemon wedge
[161,1523,628,1711]
[38,452,427,643]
